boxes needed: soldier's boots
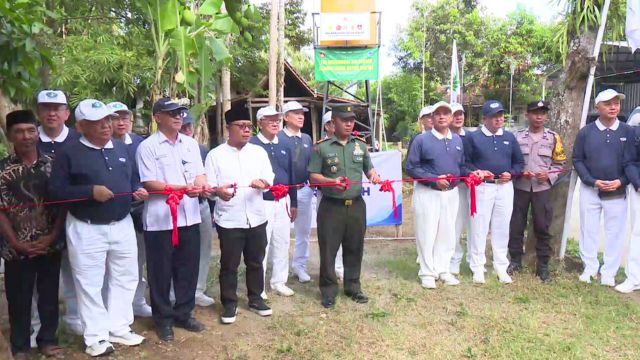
[507,255,523,275]
[536,262,552,283]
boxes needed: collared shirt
[308,135,374,199]
[205,142,275,229]
[49,137,140,224]
[465,125,524,176]
[137,132,205,231]
[514,127,567,192]
[573,118,635,187]
[278,127,313,184]
[0,152,64,261]
[37,125,80,157]
[406,129,466,189]
[249,133,297,207]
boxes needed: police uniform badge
[330,165,338,174]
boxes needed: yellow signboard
[319,0,377,48]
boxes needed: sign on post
[319,12,371,42]
[314,47,379,81]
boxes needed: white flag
[627,0,640,52]
[450,40,460,103]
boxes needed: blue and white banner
[362,150,403,226]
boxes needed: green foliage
[0,0,55,103]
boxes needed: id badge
[183,170,195,185]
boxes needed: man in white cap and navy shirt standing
[279,101,315,283]
[49,99,149,356]
[573,89,635,286]
[406,101,466,289]
[465,100,525,284]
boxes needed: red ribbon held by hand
[269,183,293,219]
[464,173,482,217]
[163,186,185,248]
[379,180,398,219]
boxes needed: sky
[255,0,565,76]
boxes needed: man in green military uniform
[309,105,380,308]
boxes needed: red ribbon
[379,180,398,218]
[163,186,185,248]
[463,173,482,217]
[269,183,293,219]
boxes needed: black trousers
[216,222,267,307]
[317,196,366,299]
[509,188,553,264]
[4,252,61,355]
[144,225,200,327]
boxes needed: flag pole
[559,0,612,258]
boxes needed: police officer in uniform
[508,101,566,282]
[309,105,380,308]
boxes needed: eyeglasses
[260,118,281,124]
[231,123,254,131]
[164,109,183,118]
[114,116,131,123]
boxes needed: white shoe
[421,277,437,289]
[614,279,640,293]
[85,340,115,357]
[133,303,153,317]
[600,277,615,287]
[578,271,595,284]
[293,269,311,283]
[195,293,215,307]
[109,332,145,346]
[440,273,460,286]
[64,321,84,336]
[472,271,485,284]
[272,284,295,297]
[496,271,513,284]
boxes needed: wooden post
[310,104,318,143]
[268,0,278,107]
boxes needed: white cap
[37,90,67,105]
[419,106,434,118]
[107,102,132,114]
[256,106,281,120]
[431,101,452,113]
[282,101,309,114]
[322,111,333,125]
[628,112,640,127]
[75,99,117,121]
[595,89,625,105]
[451,103,464,113]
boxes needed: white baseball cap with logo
[419,105,434,118]
[451,103,465,113]
[431,101,453,113]
[256,106,281,120]
[107,101,132,114]
[282,101,309,114]
[37,90,67,105]
[595,89,626,105]
[322,111,332,125]
[75,99,117,121]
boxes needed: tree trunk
[522,28,598,267]
[268,0,278,107]
[276,0,285,110]
[221,65,231,140]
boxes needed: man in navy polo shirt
[465,100,524,284]
[406,101,466,289]
[250,106,297,298]
[573,89,635,286]
[50,99,149,356]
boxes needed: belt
[482,179,511,184]
[418,182,455,192]
[323,196,362,206]
[75,217,121,225]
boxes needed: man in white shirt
[205,106,275,325]
[136,98,211,342]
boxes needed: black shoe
[174,317,205,332]
[248,299,273,317]
[321,297,336,308]
[507,262,523,275]
[345,291,369,304]
[220,304,237,324]
[536,264,552,283]
[156,325,174,342]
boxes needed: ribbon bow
[269,184,289,202]
[163,186,186,247]
[464,173,482,217]
[378,180,398,218]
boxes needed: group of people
[406,88,640,298]
[2,87,640,358]
[0,90,376,359]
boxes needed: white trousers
[413,185,459,280]
[450,183,470,270]
[103,231,148,309]
[263,198,293,288]
[468,182,514,274]
[292,186,314,272]
[625,189,640,285]
[197,201,213,295]
[579,183,627,279]
[66,214,138,346]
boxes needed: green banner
[314,48,379,81]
